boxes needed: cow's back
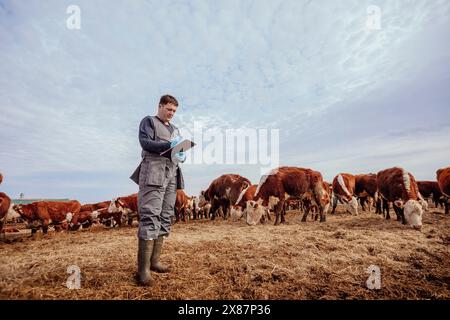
[0,192,12,220]
[122,194,138,212]
[37,200,82,222]
[206,174,251,204]
[257,167,325,200]
[355,174,377,196]
[236,185,257,207]
[332,173,356,199]
[436,167,450,197]
[377,167,419,201]
[417,181,441,198]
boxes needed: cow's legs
[313,206,319,221]
[210,200,220,220]
[383,199,390,219]
[274,206,281,225]
[312,190,326,223]
[319,205,326,222]
[393,205,402,222]
[331,195,338,214]
[42,220,49,234]
[375,198,382,214]
[300,206,309,222]
[277,201,286,224]
[398,207,407,224]
[128,213,134,226]
[360,197,367,211]
[222,200,230,220]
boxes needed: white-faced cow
[246,167,330,225]
[108,194,138,226]
[331,173,358,215]
[377,167,424,230]
[203,174,251,220]
[230,184,260,222]
[436,167,450,215]
[186,196,198,220]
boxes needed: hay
[0,208,448,300]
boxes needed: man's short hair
[159,95,179,107]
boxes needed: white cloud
[0,0,449,201]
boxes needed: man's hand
[174,151,186,163]
[170,136,182,148]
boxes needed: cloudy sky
[1,0,449,203]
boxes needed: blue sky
[1,0,449,203]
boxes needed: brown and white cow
[417,181,444,209]
[108,194,138,226]
[331,173,358,215]
[70,211,96,230]
[0,192,12,235]
[185,196,197,220]
[436,167,450,215]
[377,167,423,230]
[246,167,330,225]
[80,200,110,213]
[230,184,258,222]
[203,174,251,220]
[197,192,212,219]
[11,200,82,234]
[175,189,189,222]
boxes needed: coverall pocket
[146,159,165,187]
[138,161,147,188]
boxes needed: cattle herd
[0,165,449,238]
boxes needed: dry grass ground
[0,207,448,300]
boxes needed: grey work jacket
[130,116,185,189]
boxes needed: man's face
[158,103,178,123]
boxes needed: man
[130,94,186,286]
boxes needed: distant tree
[19,193,24,199]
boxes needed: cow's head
[12,204,25,217]
[90,210,100,220]
[404,200,423,230]
[230,205,244,221]
[65,212,73,223]
[346,196,358,215]
[245,199,266,225]
[198,191,210,207]
[5,204,21,222]
[108,198,123,213]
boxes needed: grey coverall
[130,115,184,240]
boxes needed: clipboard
[160,139,196,156]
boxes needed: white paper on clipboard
[160,139,196,156]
